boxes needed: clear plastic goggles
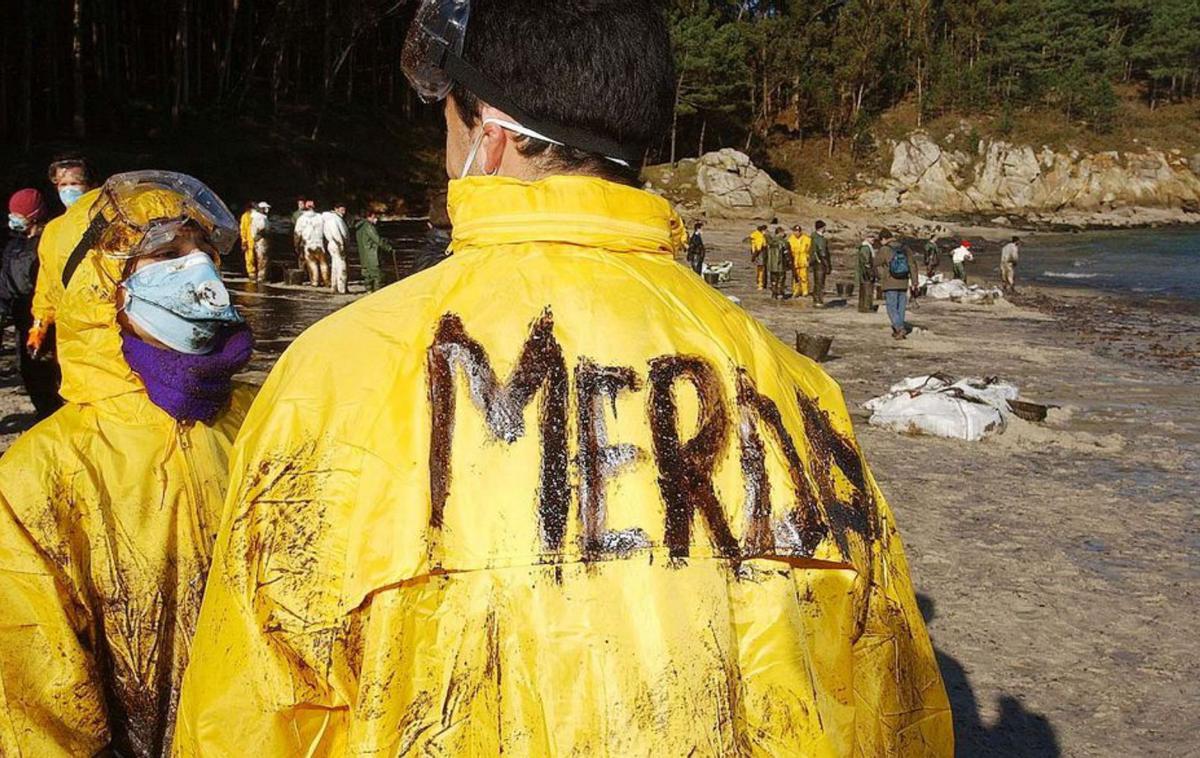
[402,0,471,103]
[89,171,239,260]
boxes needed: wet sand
[2,228,1197,756]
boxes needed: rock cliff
[644,148,795,217]
[857,133,1200,226]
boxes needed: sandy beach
[2,226,1197,756]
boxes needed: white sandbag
[866,391,1005,441]
[925,279,1004,303]
[702,260,734,282]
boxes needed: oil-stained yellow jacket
[31,188,102,327]
[0,233,255,756]
[788,232,813,271]
[175,175,951,756]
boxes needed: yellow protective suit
[239,209,256,279]
[750,228,767,289]
[0,206,256,756]
[31,188,103,328]
[789,233,812,298]
[175,175,951,756]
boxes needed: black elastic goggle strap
[61,215,110,289]
[436,43,645,167]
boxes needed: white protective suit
[297,210,327,287]
[248,208,270,281]
[322,210,350,293]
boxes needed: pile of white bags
[924,277,1004,304]
[702,260,734,283]
[863,374,1021,441]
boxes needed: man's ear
[477,104,518,175]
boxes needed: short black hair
[453,0,675,186]
[48,154,92,184]
[815,220,826,230]
[1012,236,1021,243]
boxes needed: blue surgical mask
[120,251,243,355]
[7,214,28,232]
[59,187,85,208]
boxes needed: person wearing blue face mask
[25,155,102,361]
[0,171,258,756]
[1,188,64,418]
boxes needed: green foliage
[665,0,1200,160]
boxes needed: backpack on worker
[888,245,911,278]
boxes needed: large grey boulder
[694,148,795,217]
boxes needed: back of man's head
[815,220,825,231]
[452,0,674,185]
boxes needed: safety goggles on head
[401,0,639,168]
[61,171,238,289]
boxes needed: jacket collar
[447,175,683,256]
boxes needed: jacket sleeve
[0,491,109,757]
[173,367,352,756]
[31,230,63,326]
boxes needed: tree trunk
[71,0,86,137]
[171,0,191,127]
[698,117,707,159]
[670,74,683,165]
[219,0,242,98]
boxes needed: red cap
[9,188,47,223]
[961,240,972,247]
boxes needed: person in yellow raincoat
[27,157,101,359]
[749,223,767,290]
[175,1,951,755]
[0,171,257,757]
[239,201,256,277]
[789,223,812,298]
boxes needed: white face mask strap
[460,116,630,177]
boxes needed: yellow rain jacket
[0,223,256,756]
[175,175,951,756]
[31,188,102,327]
[239,209,256,278]
[789,233,813,297]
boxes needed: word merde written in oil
[427,308,876,562]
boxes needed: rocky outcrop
[857,132,1200,226]
[644,149,795,217]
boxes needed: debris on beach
[863,373,1051,441]
[702,260,734,284]
[920,273,1004,304]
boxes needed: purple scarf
[121,326,254,424]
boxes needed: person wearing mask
[749,223,767,290]
[296,200,327,287]
[27,156,100,362]
[1001,236,1021,294]
[787,224,812,299]
[248,202,271,282]
[0,171,256,757]
[809,219,831,306]
[923,232,941,278]
[323,203,350,293]
[1,189,63,418]
[856,232,879,313]
[951,239,974,283]
[879,230,919,340]
[174,2,950,755]
[686,220,705,275]
[354,208,395,293]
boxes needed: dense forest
[1,0,1197,199]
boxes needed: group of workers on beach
[237,197,396,293]
[739,220,1023,340]
[0,1,953,755]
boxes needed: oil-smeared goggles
[60,171,238,289]
[401,0,640,167]
[90,170,239,260]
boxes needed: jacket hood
[447,175,687,257]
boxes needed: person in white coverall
[297,203,328,287]
[322,204,350,293]
[247,202,271,282]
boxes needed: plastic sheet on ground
[863,374,1020,441]
[702,260,733,282]
[925,278,1003,304]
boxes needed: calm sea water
[1024,227,1200,301]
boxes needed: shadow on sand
[918,593,1061,757]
